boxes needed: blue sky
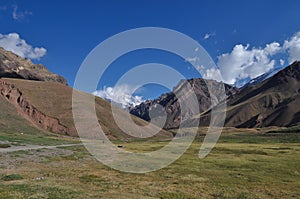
[1,0,300,106]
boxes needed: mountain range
[0,47,299,138]
[130,78,239,129]
[131,61,300,129]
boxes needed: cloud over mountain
[217,42,281,85]
[211,31,300,86]
[0,33,46,60]
[284,31,300,64]
[93,84,144,108]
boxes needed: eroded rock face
[0,79,70,135]
[130,78,238,129]
[0,47,67,85]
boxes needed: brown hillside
[170,61,300,128]
[0,78,171,140]
[223,61,300,128]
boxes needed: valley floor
[0,130,300,199]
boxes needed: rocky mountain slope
[223,61,300,128]
[0,47,67,85]
[130,78,238,129]
[131,61,300,129]
[182,61,300,128]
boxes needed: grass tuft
[1,174,23,181]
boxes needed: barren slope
[0,78,171,140]
[223,61,300,127]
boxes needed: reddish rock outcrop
[0,78,70,135]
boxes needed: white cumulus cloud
[264,42,281,55]
[0,33,46,60]
[93,84,144,109]
[284,31,300,64]
[217,42,281,85]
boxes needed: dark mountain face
[130,78,238,129]
[222,61,300,128]
[0,47,67,85]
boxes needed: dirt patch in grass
[0,143,10,148]
[0,147,74,169]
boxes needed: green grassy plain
[0,130,300,199]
